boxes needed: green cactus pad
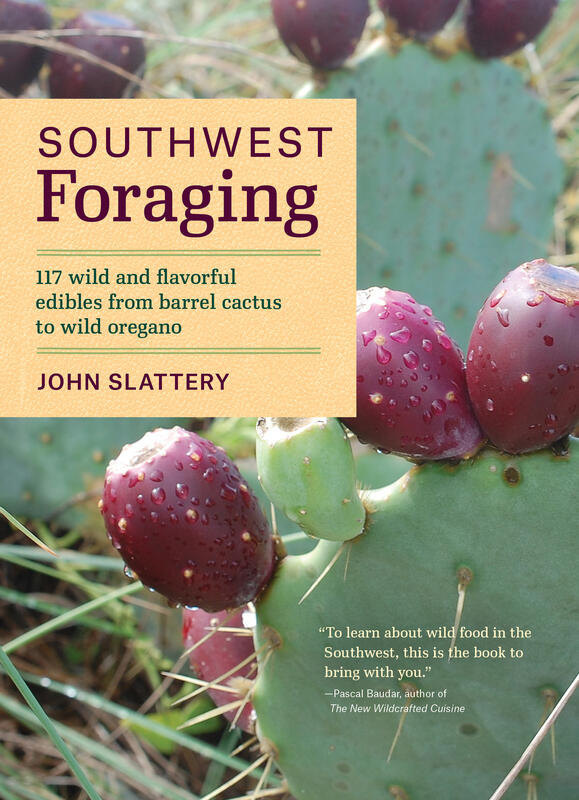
[256,418,366,542]
[299,40,563,347]
[254,441,577,799]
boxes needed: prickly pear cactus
[253,436,578,799]
[299,41,563,346]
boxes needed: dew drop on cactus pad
[271,0,369,71]
[466,259,579,454]
[465,0,559,59]
[341,287,484,460]
[100,427,276,611]
[377,0,460,39]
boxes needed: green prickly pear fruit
[100,426,276,612]
[256,417,366,542]
[466,259,579,454]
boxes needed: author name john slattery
[37,372,230,391]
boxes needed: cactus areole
[466,259,579,454]
[101,427,276,611]
[341,287,484,460]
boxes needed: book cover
[0,3,577,800]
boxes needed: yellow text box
[0,99,356,417]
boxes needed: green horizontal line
[37,346,319,351]
[37,249,321,255]
[37,349,321,355]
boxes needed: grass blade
[0,645,103,800]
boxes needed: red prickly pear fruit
[341,287,484,460]
[0,0,51,96]
[183,606,257,732]
[100,427,276,612]
[271,0,369,71]
[377,0,460,39]
[466,259,579,454]
[48,11,145,98]
[465,0,558,59]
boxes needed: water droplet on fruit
[543,335,554,346]
[186,509,198,523]
[496,307,510,327]
[422,305,433,316]
[403,351,419,369]
[395,311,405,320]
[376,346,392,365]
[486,399,495,411]
[490,289,506,307]
[175,460,184,471]
[557,364,570,376]
[151,487,165,505]
[128,474,139,488]
[390,326,411,344]
[362,330,376,346]
[136,494,144,505]
[387,398,397,409]
[431,399,446,415]
[370,392,383,405]
[203,467,215,482]
[422,338,433,352]
[408,395,421,407]
[490,360,498,372]
[521,373,531,383]
[477,321,484,334]
[150,469,164,482]
[150,511,159,523]
[169,513,179,524]
[176,483,189,499]
[123,565,135,579]
[220,483,237,502]
[439,334,453,350]
[527,293,544,307]
[423,411,432,424]
[124,504,134,518]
